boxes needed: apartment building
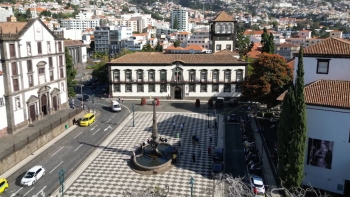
[187,31,210,50]
[0,18,68,134]
[171,8,189,31]
[60,18,100,30]
[275,42,299,60]
[122,33,148,51]
[175,31,192,48]
[94,26,132,53]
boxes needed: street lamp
[58,168,65,197]
[189,176,195,197]
[80,85,84,109]
[132,103,135,127]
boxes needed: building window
[60,68,64,78]
[149,84,155,92]
[189,84,195,92]
[216,44,221,50]
[200,70,207,82]
[28,75,34,87]
[59,56,63,66]
[13,78,19,91]
[27,60,33,72]
[236,84,242,92]
[58,41,62,52]
[15,97,21,110]
[113,70,120,82]
[212,84,219,92]
[61,82,65,91]
[11,62,18,75]
[160,70,167,82]
[137,70,143,82]
[26,42,31,56]
[0,97,4,107]
[137,84,144,92]
[236,69,243,81]
[212,70,219,82]
[148,70,155,82]
[189,70,196,82]
[125,84,132,92]
[9,44,16,57]
[113,84,120,92]
[49,57,53,68]
[160,84,166,92]
[317,59,329,74]
[224,84,231,92]
[224,70,231,82]
[50,70,54,81]
[125,70,132,82]
[200,84,207,92]
[39,67,45,74]
[226,44,231,50]
[37,42,42,54]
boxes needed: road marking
[73,131,83,139]
[49,161,63,174]
[227,105,244,116]
[104,126,112,131]
[33,186,46,197]
[106,113,117,124]
[23,187,35,196]
[92,128,100,136]
[90,125,97,131]
[51,147,64,157]
[10,187,22,197]
[74,144,84,152]
[120,103,131,113]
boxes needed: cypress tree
[65,48,77,97]
[268,33,275,54]
[261,28,269,53]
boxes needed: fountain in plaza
[131,99,174,174]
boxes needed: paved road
[2,86,129,197]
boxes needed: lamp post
[189,176,194,197]
[80,85,84,109]
[58,168,65,197]
[91,94,95,113]
[132,103,135,127]
[207,103,210,128]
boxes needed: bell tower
[209,11,237,53]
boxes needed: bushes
[141,97,146,105]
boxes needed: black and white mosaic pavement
[65,112,217,197]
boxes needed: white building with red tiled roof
[285,37,350,195]
[0,70,8,137]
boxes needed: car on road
[212,162,224,179]
[80,113,96,127]
[228,114,237,122]
[21,166,45,186]
[82,94,90,101]
[213,147,224,162]
[215,97,224,108]
[250,175,266,197]
[0,178,9,194]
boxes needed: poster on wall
[34,22,43,41]
[307,138,334,169]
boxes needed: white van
[111,100,121,112]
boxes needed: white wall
[214,40,234,53]
[63,29,83,40]
[0,74,7,131]
[303,105,350,194]
[294,57,350,85]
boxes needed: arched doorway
[41,94,48,115]
[29,104,36,122]
[52,96,58,111]
[174,86,182,99]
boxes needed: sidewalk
[214,114,225,197]
[250,117,277,187]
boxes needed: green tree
[268,33,275,53]
[173,16,178,29]
[155,40,163,52]
[65,48,77,97]
[278,46,307,190]
[261,28,275,53]
[116,48,134,58]
[142,43,154,52]
[236,29,254,60]
[25,8,31,18]
[91,61,108,83]
[241,53,293,109]
[173,40,181,47]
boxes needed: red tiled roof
[303,37,350,56]
[277,80,350,109]
[212,11,234,22]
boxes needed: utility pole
[59,169,65,197]
[132,103,135,127]
[92,94,95,113]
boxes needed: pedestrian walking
[180,123,184,131]
[73,118,76,125]
[173,121,176,130]
[192,153,196,163]
[208,146,211,155]
[121,97,124,103]
[118,96,121,102]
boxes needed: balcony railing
[111,80,243,84]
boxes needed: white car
[250,175,265,197]
[21,166,45,186]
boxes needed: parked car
[21,166,45,186]
[0,178,8,194]
[213,147,224,162]
[215,97,225,108]
[82,94,90,101]
[228,114,237,122]
[250,175,266,197]
[212,162,224,179]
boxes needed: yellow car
[0,178,9,194]
[80,113,95,127]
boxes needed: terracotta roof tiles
[64,40,84,46]
[277,80,350,109]
[303,37,350,57]
[0,22,28,34]
[109,52,245,64]
[212,11,234,22]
